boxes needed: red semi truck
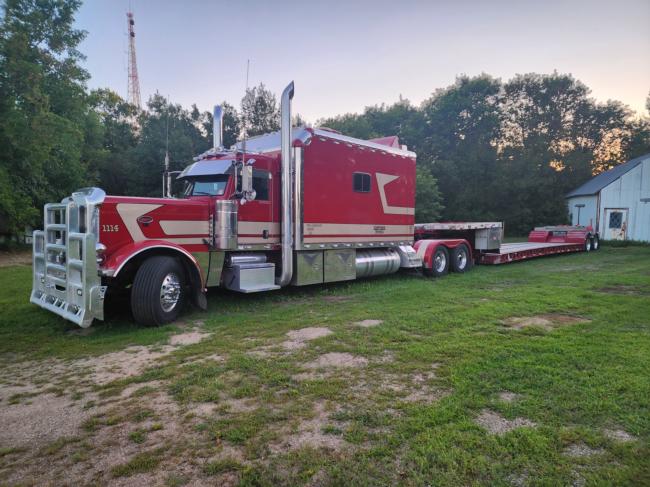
[30,82,599,328]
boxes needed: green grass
[110,449,163,477]
[1,247,649,485]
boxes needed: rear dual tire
[131,256,186,326]
[425,244,472,277]
[450,244,472,273]
[591,235,600,251]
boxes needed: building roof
[566,153,650,198]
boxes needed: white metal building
[566,153,650,242]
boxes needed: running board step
[222,262,280,293]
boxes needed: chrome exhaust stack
[277,81,295,287]
[213,105,224,149]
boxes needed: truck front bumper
[30,188,107,328]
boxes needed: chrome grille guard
[30,187,107,328]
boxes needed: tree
[0,0,90,233]
[420,75,502,222]
[240,83,279,137]
[415,168,443,222]
[87,89,139,195]
[128,94,211,197]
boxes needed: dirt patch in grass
[498,391,520,403]
[603,428,636,442]
[353,319,383,328]
[0,393,94,448]
[304,353,368,369]
[282,327,332,350]
[475,409,537,436]
[322,295,353,303]
[80,345,176,385]
[403,388,451,404]
[563,443,605,457]
[169,330,210,346]
[270,401,346,453]
[502,314,590,331]
[0,250,31,267]
[597,285,649,296]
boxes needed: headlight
[96,243,107,265]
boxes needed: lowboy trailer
[30,82,599,328]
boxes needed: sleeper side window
[353,172,371,193]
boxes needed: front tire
[450,244,472,273]
[425,245,449,277]
[131,256,185,326]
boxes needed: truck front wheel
[425,246,449,277]
[131,256,185,326]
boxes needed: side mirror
[240,160,256,202]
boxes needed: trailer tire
[425,245,449,277]
[450,244,472,273]
[131,256,185,326]
[584,237,592,252]
[591,235,599,251]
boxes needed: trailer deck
[478,241,585,265]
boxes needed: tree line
[1,0,648,237]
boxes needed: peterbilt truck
[30,82,597,328]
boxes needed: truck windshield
[183,175,229,197]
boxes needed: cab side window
[253,170,270,201]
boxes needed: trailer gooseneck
[30,82,598,328]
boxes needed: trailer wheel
[131,256,185,326]
[425,245,449,277]
[591,235,600,251]
[451,244,472,273]
[584,237,592,252]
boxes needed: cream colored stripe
[116,203,162,242]
[376,173,415,215]
[167,237,207,245]
[304,223,414,235]
[415,241,433,260]
[160,220,209,235]
[238,221,280,234]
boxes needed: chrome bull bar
[30,188,107,328]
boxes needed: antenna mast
[126,11,142,109]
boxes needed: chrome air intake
[277,81,295,287]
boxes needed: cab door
[237,168,279,245]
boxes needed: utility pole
[127,11,142,109]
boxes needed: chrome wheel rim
[434,252,446,273]
[585,240,591,252]
[457,249,467,270]
[593,238,599,250]
[160,272,181,312]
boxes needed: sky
[75,0,650,122]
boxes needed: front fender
[103,240,204,284]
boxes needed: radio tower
[126,11,141,109]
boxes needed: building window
[609,211,623,229]
[253,170,270,200]
[353,172,371,193]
